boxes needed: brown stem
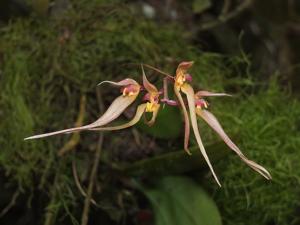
[72,159,98,206]
[80,89,104,225]
[0,190,20,218]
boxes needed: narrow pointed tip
[24,136,40,141]
[264,172,272,180]
[262,169,272,180]
[212,173,222,187]
[212,171,222,187]
[97,81,105,86]
[184,147,192,155]
[23,135,43,140]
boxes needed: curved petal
[174,86,191,155]
[181,83,221,187]
[144,104,160,127]
[176,61,194,74]
[197,109,271,180]
[196,91,232,98]
[90,104,147,131]
[141,65,158,94]
[160,99,178,106]
[88,94,138,128]
[24,94,138,140]
[98,78,139,87]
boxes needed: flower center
[175,70,186,88]
[146,102,160,112]
[195,99,209,109]
[175,72,192,89]
[122,84,140,96]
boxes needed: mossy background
[0,0,300,225]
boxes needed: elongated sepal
[174,86,191,156]
[24,94,138,140]
[90,104,147,131]
[97,78,139,87]
[196,109,271,180]
[181,83,221,187]
[141,65,158,94]
[195,91,232,98]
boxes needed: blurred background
[0,0,300,224]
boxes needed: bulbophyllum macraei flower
[144,61,271,187]
[25,67,161,140]
[194,91,271,180]
[90,65,161,131]
[24,78,141,140]
[173,61,223,186]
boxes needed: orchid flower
[144,61,271,186]
[90,65,161,131]
[24,78,141,140]
[194,91,272,180]
[25,67,161,140]
[175,62,271,186]
[172,61,222,186]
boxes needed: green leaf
[136,106,182,139]
[193,0,212,14]
[142,176,222,225]
[121,141,228,177]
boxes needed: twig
[124,63,174,79]
[0,190,20,217]
[44,174,59,225]
[58,95,86,156]
[199,0,253,31]
[80,88,104,225]
[72,158,98,206]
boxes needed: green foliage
[201,78,300,225]
[137,106,182,139]
[1,0,300,225]
[141,176,222,225]
[0,0,187,183]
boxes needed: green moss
[1,0,300,224]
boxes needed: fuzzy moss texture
[0,0,300,225]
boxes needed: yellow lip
[146,102,159,112]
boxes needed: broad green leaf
[142,176,222,225]
[121,141,228,177]
[136,106,182,139]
